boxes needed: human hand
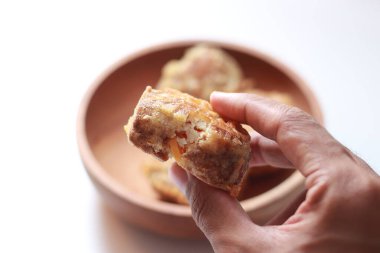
[169,92,380,253]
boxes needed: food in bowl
[125,86,251,196]
[157,44,255,100]
[142,158,188,204]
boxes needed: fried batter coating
[125,86,251,196]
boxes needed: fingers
[250,132,293,168]
[211,92,344,178]
[169,164,251,235]
[169,164,269,250]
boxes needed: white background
[0,0,379,252]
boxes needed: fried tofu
[125,86,251,196]
[158,44,254,100]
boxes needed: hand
[169,92,380,253]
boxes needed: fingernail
[168,164,188,194]
[210,91,225,100]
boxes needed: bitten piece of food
[125,86,251,196]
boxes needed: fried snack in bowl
[125,86,251,196]
[142,158,188,205]
[158,44,254,100]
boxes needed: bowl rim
[77,39,324,217]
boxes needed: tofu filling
[168,119,208,164]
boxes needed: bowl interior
[84,42,315,209]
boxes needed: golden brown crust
[125,86,251,196]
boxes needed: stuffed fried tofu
[125,86,251,196]
[157,44,254,100]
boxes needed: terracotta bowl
[77,40,323,238]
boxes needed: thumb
[169,164,271,251]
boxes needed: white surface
[0,0,379,252]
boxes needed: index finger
[210,92,345,178]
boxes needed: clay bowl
[77,40,323,238]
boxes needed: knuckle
[280,107,314,131]
[323,145,365,178]
[284,106,306,118]
[277,106,320,142]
